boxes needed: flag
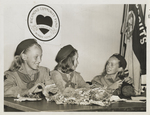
[120,4,146,95]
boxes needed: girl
[91,53,134,97]
[4,39,54,97]
[51,45,90,97]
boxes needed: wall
[4,4,124,81]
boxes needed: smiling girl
[91,53,134,97]
[4,39,54,97]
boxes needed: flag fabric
[120,4,146,95]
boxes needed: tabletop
[4,97,146,112]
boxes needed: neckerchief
[17,70,39,89]
[59,71,76,88]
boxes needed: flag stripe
[120,4,146,95]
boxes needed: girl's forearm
[4,86,29,97]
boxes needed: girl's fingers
[124,77,133,84]
[36,83,45,89]
[124,70,129,74]
[33,88,42,93]
[128,80,133,84]
[118,80,123,83]
[28,83,45,94]
[119,84,122,87]
[124,69,129,74]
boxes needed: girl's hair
[101,61,108,76]
[9,40,42,71]
[54,49,77,73]
[9,55,23,72]
[111,53,127,69]
[101,53,127,76]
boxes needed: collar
[105,74,119,82]
[57,69,74,81]
[18,64,39,76]
[58,69,74,75]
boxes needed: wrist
[107,85,116,90]
[20,89,29,96]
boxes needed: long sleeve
[41,67,54,85]
[51,71,65,93]
[75,72,90,89]
[4,72,28,97]
[91,75,104,87]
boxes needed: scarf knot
[17,71,39,89]
[65,80,76,88]
[60,72,76,88]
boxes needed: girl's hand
[124,76,133,84]
[42,84,58,97]
[63,86,75,97]
[28,83,45,94]
[20,89,29,97]
[109,80,122,89]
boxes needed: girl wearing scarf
[91,53,135,98]
[51,45,90,97]
[4,39,54,97]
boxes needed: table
[4,97,146,112]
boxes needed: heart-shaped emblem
[36,15,53,34]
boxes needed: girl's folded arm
[51,71,65,93]
[4,75,28,97]
[77,73,90,89]
[43,67,54,85]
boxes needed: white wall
[4,4,124,81]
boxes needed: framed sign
[27,4,60,41]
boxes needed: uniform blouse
[51,70,90,93]
[91,75,120,89]
[4,64,54,97]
